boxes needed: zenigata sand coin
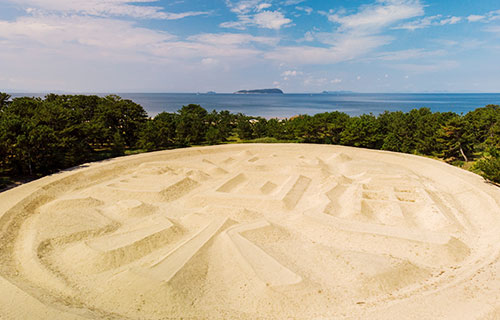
[1,144,499,319]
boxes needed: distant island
[234,88,284,94]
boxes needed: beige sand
[0,144,499,319]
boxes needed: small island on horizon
[234,88,284,94]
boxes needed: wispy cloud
[467,15,485,22]
[374,48,446,61]
[281,69,303,80]
[187,33,278,46]
[282,0,305,5]
[221,0,292,29]
[395,15,462,30]
[326,0,424,32]
[0,15,175,51]
[0,14,278,66]
[6,0,210,20]
[295,6,313,15]
[265,34,392,64]
[466,9,500,23]
[266,0,424,64]
[396,8,500,30]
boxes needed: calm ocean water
[11,93,500,118]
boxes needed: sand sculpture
[0,144,499,319]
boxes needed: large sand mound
[0,144,499,319]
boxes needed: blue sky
[0,0,499,93]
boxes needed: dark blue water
[11,93,500,118]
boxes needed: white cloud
[394,15,438,30]
[275,3,419,64]
[188,33,278,46]
[219,18,251,30]
[0,10,284,92]
[302,31,314,42]
[253,11,291,29]
[222,0,291,29]
[282,0,305,5]
[296,6,313,15]
[491,10,500,21]
[479,9,500,22]
[439,16,461,25]
[6,0,210,20]
[266,0,423,65]
[327,0,424,32]
[0,15,175,50]
[281,70,302,77]
[256,3,272,11]
[281,70,303,81]
[331,78,342,84]
[266,34,391,64]
[0,14,277,66]
[467,15,485,22]
[225,0,264,14]
[221,10,291,29]
[303,76,328,86]
[395,15,463,30]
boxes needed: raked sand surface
[0,144,500,319]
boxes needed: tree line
[0,93,498,185]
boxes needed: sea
[10,93,500,118]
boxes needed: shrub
[476,155,500,184]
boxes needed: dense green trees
[477,156,500,183]
[0,94,147,175]
[341,114,383,149]
[138,112,178,151]
[437,116,475,162]
[0,92,498,184]
[0,94,239,178]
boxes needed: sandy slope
[0,144,499,319]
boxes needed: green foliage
[236,115,254,140]
[0,92,11,110]
[176,104,209,145]
[205,126,220,145]
[111,131,125,157]
[437,116,475,162]
[340,114,383,149]
[476,154,500,183]
[0,93,147,175]
[252,118,268,139]
[266,118,290,140]
[138,112,178,151]
[464,105,499,149]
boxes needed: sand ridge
[0,144,499,319]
